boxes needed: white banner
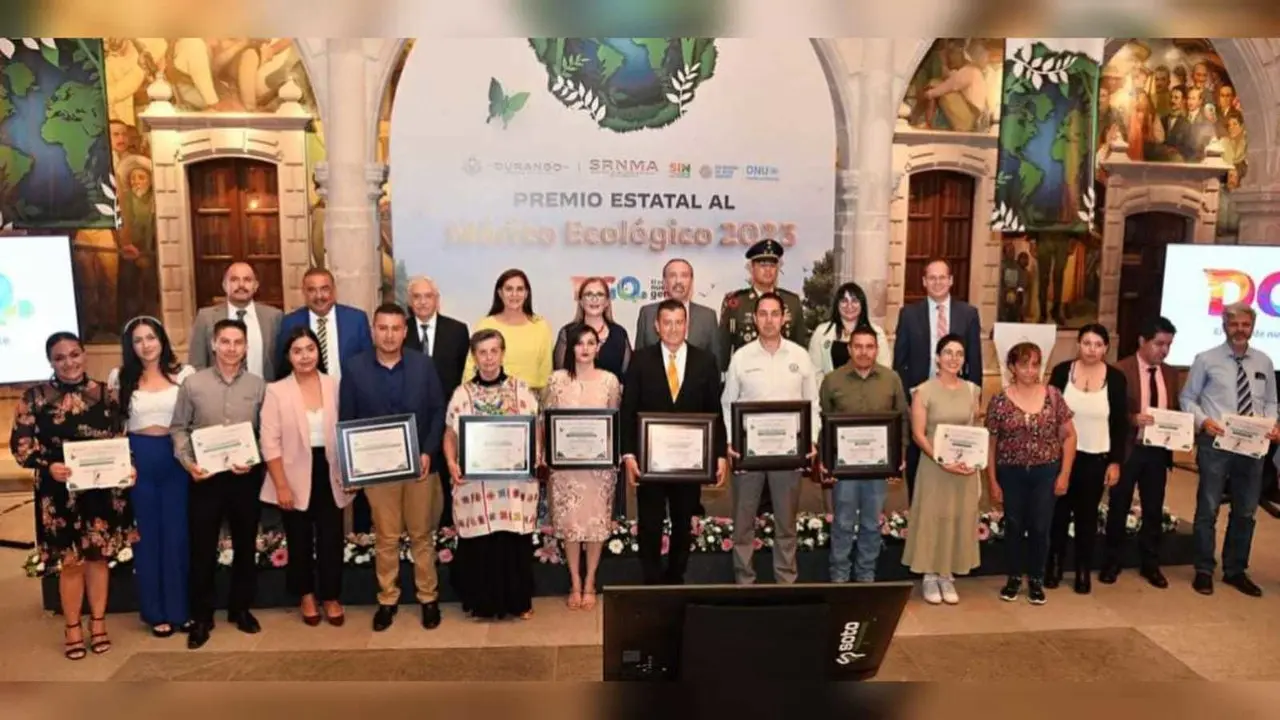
[389,38,837,335]
[992,322,1060,387]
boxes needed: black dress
[9,377,137,568]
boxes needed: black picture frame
[730,400,812,471]
[458,414,537,480]
[543,408,619,470]
[637,412,717,483]
[336,414,421,489]
[820,412,902,480]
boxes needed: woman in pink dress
[544,324,622,610]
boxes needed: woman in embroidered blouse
[464,269,554,394]
[544,324,622,610]
[445,329,542,620]
[10,332,138,660]
[552,276,632,380]
[1046,324,1129,594]
[985,341,1077,606]
[107,317,194,638]
[807,282,890,379]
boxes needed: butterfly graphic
[487,78,530,129]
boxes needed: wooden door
[905,170,974,305]
[188,158,283,309]
[1116,212,1192,358]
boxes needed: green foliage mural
[801,249,835,335]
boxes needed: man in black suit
[404,276,470,526]
[892,258,984,500]
[621,299,729,584]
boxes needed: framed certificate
[336,414,421,488]
[820,412,902,480]
[459,415,537,480]
[637,412,716,483]
[63,438,133,493]
[544,408,618,470]
[731,401,812,471]
[191,421,262,474]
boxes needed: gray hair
[469,328,506,354]
[1222,302,1257,324]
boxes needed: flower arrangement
[23,506,1180,577]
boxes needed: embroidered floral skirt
[37,473,138,567]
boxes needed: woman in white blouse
[108,316,195,638]
[808,282,891,377]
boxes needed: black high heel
[89,615,111,654]
[64,622,86,661]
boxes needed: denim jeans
[1193,435,1264,577]
[997,463,1059,580]
[829,479,888,582]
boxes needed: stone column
[849,38,897,327]
[1228,184,1280,243]
[321,38,379,314]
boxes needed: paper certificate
[465,422,532,475]
[744,412,801,457]
[1142,409,1195,452]
[63,438,133,493]
[648,425,707,472]
[191,422,261,473]
[348,427,412,476]
[836,426,888,467]
[933,425,989,469]
[553,418,610,462]
[1214,414,1274,458]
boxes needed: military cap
[745,238,783,262]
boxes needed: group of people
[10,241,1276,661]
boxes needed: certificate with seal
[637,413,716,483]
[1214,414,1274,458]
[821,412,902,480]
[731,401,812,471]
[1141,409,1194,452]
[932,424,990,469]
[544,409,618,470]
[63,438,133,493]
[336,414,421,488]
[459,415,537,480]
[191,422,261,474]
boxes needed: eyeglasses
[582,292,607,300]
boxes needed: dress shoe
[1043,555,1063,589]
[372,604,398,632]
[227,611,260,634]
[1140,567,1169,589]
[186,622,211,650]
[1098,564,1120,584]
[1223,573,1263,597]
[421,601,442,629]
[1073,570,1092,595]
[302,613,322,627]
[1192,572,1214,595]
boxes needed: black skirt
[452,532,534,619]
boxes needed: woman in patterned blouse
[9,332,138,660]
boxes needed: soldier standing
[718,239,808,372]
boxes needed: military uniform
[717,239,809,371]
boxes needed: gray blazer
[634,300,724,371]
[188,302,284,379]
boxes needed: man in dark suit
[339,304,447,631]
[403,276,470,526]
[621,298,728,584]
[892,258,984,500]
[634,258,724,369]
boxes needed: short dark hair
[212,318,247,339]
[656,298,686,319]
[469,328,505,353]
[45,331,81,360]
[848,326,879,344]
[373,302,407,321]
[303,266,334,284]
[1138,316,1177,341]
[662,258,693,278]
[935,332,964,356]
[1077,323,1110,346]
[279,326,323,377]
[754,292,784,314]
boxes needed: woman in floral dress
[9,332,138,660]
[544,324,622,610]
[444,329,542,620]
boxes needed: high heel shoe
[89,616,111,655]
[1074,567,1092,594]
[64,622,86,661]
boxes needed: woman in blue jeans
[984,342,1077,605]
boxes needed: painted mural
[998,229,1101,328]
[901,38,1004,133]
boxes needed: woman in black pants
[1047,324,1129,593]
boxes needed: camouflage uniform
[717,239,808,371]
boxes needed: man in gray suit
[188,262,284,379]
[635,258,724,369]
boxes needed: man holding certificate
[169,318,267,649]
[1181,303,1279,598]
[722,292,820,584]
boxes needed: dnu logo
[1205,269,1280,317]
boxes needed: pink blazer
[259,374,350,511]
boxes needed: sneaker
[999,576,1021,602]
[938,576,959,605]
[1027,579,1047,605]
[922,575,942,605]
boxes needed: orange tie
[666,352,680,401]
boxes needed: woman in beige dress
[902,333,983,606]
[544,324,622,610]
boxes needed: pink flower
[977,524,990,541]
[629,524,639,536]
[899,528,908,539]
[270,548,288,568]
[752,538,763,550]
[440,527,457,539]
[660,534,670,555]
[720,538,733,551]
[878,513,887,527]
[690,518,703,536]
[540,524,555,536]
[437,548,453,564]
[824,513,834,524]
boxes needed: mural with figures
[997,229,1101,328]
[901,38,1005,133]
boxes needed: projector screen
[1160,244,1280,367]
[0,235,81,385]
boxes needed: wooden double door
[1116,212,1193,358]
[187,158,284,309]
[905,170,974,305]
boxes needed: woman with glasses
[465,269,554,395]
[552,277,632,379]
[808,282,890,380]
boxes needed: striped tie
[1235,357,1254,416]
[316,316,331,374]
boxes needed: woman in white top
[808,282,891,377]
[1046,324,1129,595]
[108,316,195,638]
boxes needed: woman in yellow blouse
[464,269,553,393]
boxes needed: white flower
[354,555,369,565]
[218,549,234,566]
[801,538,815,548]
[630,542,639,552]
[35,562,45,573]
[108,561,117,569]
[607,539,624,555]
[1126,514,1140,530]
[343,546,354,563]
[807,518,822,530]
[116,547,133,563]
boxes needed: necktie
[1147,367,1159,410]
[421,323,431,356]
[235,309,246,322]
[235,309,249,367]
[1235,357,1254,416]
[935,304,949,337]
[666,352,680,401]
[316,316,331,374]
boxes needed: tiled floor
[1,469,1279,681]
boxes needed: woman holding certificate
[552,277,633,379]
[464,269,554,394]
[901,334,983,605]
[444,329,542,620]
[108,317,195,638]
[807,282,891,378]
[9,332,137,660]
[260,327,350,626]
[544,324,622,610]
